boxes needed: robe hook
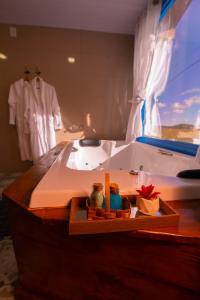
[24,65,31,75]
[35,67,41,76]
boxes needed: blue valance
[159,0,176,21]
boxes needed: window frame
[139,1,200,156]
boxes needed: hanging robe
[25,77,62,162]
[8,79,32,161]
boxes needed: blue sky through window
[158,0,200,143]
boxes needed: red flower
[136,184,160,200]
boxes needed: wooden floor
[0,172,24,238]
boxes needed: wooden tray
[87,197,131,220]
[69,196,179,235]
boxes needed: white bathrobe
[25,77,62,162]
[8,79,32,161]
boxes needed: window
[158,0,200,144]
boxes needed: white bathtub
[67,140,198,176]
[66,140,127,171]
[30,140,200,208]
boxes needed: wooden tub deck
[3,142,200,300]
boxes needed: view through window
[159,0,200,144]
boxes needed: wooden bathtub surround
[3,142,67,209]
[3,143,200,300]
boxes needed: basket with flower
[136,184,160,216]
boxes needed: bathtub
[30,140,200,208]
[67,140,199,175]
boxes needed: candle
[105,173,110,211]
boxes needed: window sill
[136,137,199,157]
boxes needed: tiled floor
[0,237,17,300]
[0,172,23,300]
[0,173,23,201]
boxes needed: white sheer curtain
[126,0,161,142]
[149,0,192,138]
[151,99,162,137]
[144,11,175,137]
[151,37,173,137]
[126,97,144,139]
[126,0,192,141]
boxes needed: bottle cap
[93,183,103,189]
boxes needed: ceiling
[0,0,148,34]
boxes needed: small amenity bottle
[137,165,144,186]
[102,183,122,210]
[90,183,104,208]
